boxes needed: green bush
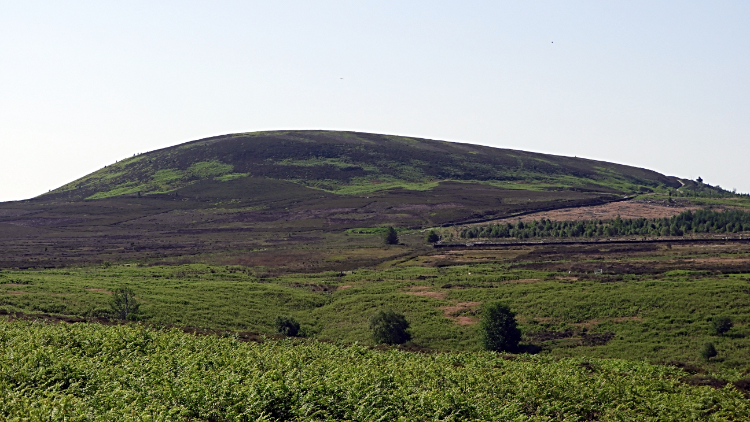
[370,310,411,344]
[110,287,141,320]
[480,302,521,353]
[426,230,440,244]
[275,316,301,337]
[711,316,733,336]
[383,227,399,245]
[700,342,717,360]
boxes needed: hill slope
[46,130,679,201]
[0,130,689,270]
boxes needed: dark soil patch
[683,375,728,389]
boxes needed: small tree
[370,310,411,345]
[426,230,440,244]
[383,227,399,245]
[480,302,521,353]
[110,287,140,320]
[275,316,301,337]
[700,342,717,360]
[711,317,733,336]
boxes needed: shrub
[711,317,733,336]
[110,287,141,320]
[480,302,521,353]
[275,316,301,337]
[700,342,717,360]
[426,230,440,244]
[370,310,411,345]
[383,227,399,245]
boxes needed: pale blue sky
[1,1,748,201]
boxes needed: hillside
[46,130,678,200]
[0,130,704,271]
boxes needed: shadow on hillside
[517,343,543,354]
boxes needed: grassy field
[3,240,750,376]
[2,319,749,421]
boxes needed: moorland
[3,130,750,420]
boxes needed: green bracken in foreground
[1,320,749,421]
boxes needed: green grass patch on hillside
[332,180,440,195]
[85,161,237,199]
[284,176,441,195]
[52,156,147,194]
[152,168,184,182]
[86,182,144,199]
[187,160,234,178]
[214,172,249,182]
[2,319,748,421]
[275,157,379,172]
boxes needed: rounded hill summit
[48,130,678,201]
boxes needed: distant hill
[45,130,679,201]
[0,130,691,270]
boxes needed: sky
[1,1,748,202]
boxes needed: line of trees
[460,209,750,240]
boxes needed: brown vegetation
[479,200,701,225]
[440,301,481,325]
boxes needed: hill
[0,130,717,271]
[47,130,678,201]
[0,130,693,270]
